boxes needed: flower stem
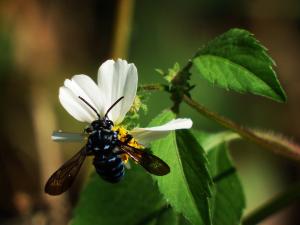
[242,182,300,225]
[182,94,300,161]
[138,84,300,161]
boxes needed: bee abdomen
[93,155,125,183]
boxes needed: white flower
[57,59,192,145]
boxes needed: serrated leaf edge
[194,54,284,102]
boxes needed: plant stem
[182,95,300,161]
[138,83,166,92]
[242,182,300,225]
[138,84,300,161]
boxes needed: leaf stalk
[138,83,300,162]
[182,94,300,162]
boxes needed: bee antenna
[78,96,101,118]
[104,96,124,118]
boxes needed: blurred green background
[0,0,299,224]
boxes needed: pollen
[112,126,144,149]
[129,95,142,113]
[121,154,129,163]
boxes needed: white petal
[71,75,105,114]
[130,118,193,145]
[64,74,104,117]
[59,87,96,123]
[97,59,138,124]
[52,131,85,142]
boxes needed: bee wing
[45,147,87,195]
[119,145,170,176]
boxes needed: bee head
[85,118,114,133]
[78,96,124,132]
[96,118,114,130]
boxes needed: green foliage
[145,207,191,225]
[208,143,245,225]
[193,131,246,225]
[122,95,149,130]
[71,165,164,225]
[149,110,213,225]
[70,27,292,225]
[194,131,240,151]
[193,28,286,102]
[72,115,246,225]
[162,62,181,83]
[155,63,194,113]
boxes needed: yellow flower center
[112,126,144,163]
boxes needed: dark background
[0,0,299,224]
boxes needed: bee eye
[107,120,114,127]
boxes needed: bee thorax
[86,129,118,154]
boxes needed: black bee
[45,96,170,195]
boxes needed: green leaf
[149,110,213,225]
[193,28,286,102]
[71,164,164,225]
[145,207,192,225]
[193,130,240,152]
[193,130,246,225]
[208,143,245,225]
